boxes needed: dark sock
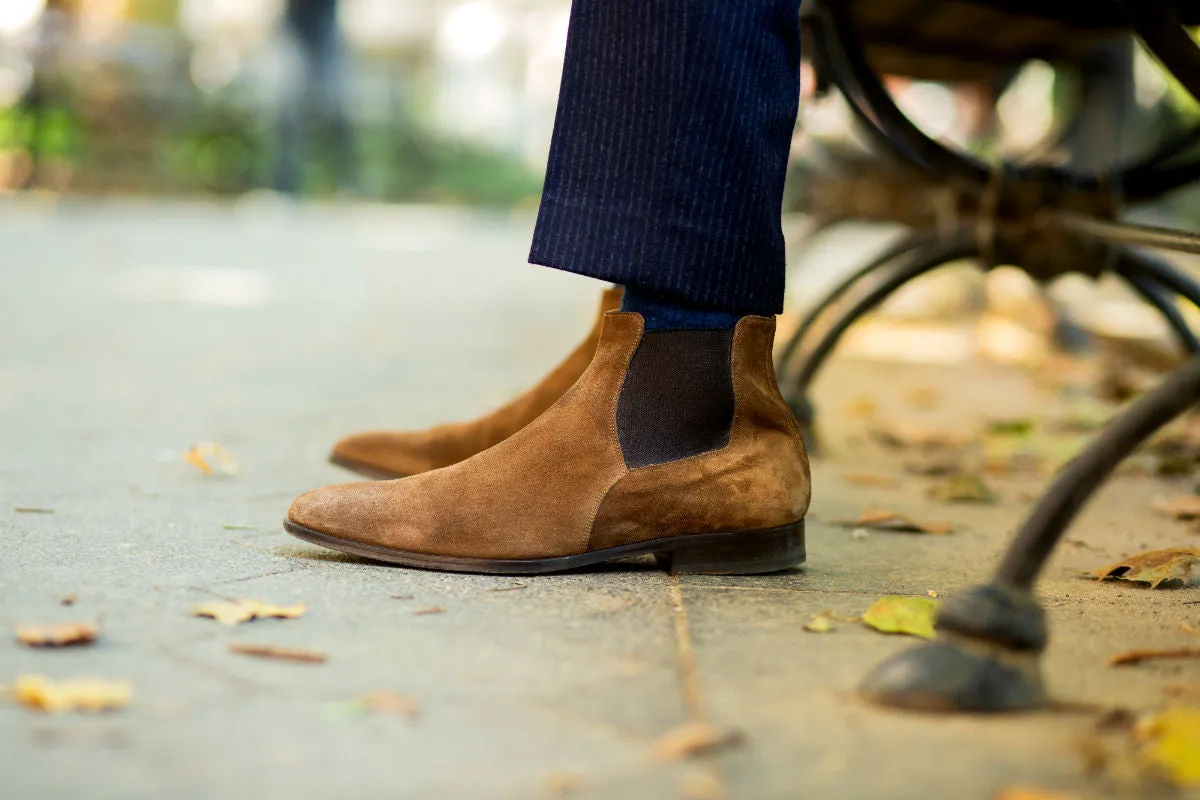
[620,286,744,331]
[612,285,742,467]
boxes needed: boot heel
[654,521,806,575]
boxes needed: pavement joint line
[206,566,309,587]
[156,642,270,693]
[680,584,932,598]
[668,575,728,799]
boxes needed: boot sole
[283,519,805,575]
[328,454,408,481]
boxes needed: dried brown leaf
[1090,548,1200,589]
[354,689,420,717]
[680,771,723,800]
[17,622,97,648]
[542,771,583,796]
[903,456,963,477]
[927,473,997,505]
[870,423,968,451]
[845,397,878,420]
[840,472,900,488]
[905,387,939,410]
[1154,496,1200,521]
[228,643,326,663]
[830,509,953,535]
[652,722,743,762]
[189,598,306,626]
[993,787,1083,800]
[1108,647,1200,667]
[413,606,445,616]
[13,675,131,713]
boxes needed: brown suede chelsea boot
[328,287,624,479]
[287,312,810,575]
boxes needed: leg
[291,1,810,575]
[330,0,803,479]
[530,0,801,315]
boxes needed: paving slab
[2,200,1199,799]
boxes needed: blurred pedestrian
[273,0,358,195]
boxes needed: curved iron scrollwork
[784,1,1200,711]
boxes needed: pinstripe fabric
[528,0,802,316]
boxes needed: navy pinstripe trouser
[528,0,802,316]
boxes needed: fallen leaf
[861,596,939,639]
[14,507,54,514]
[840,472,900,488]
[680,771,724,800]
[986,418,1036,437]
[228,643,326,663]
[1108,647,1200,667]
[413,606,445,616]
[928,472,997,504]
[870,423,968,450]
[182,442,239,476]
[190,598,306,626]
[1052,400,1113,434]
[927,590,939,598]
[487,584,528,592]
[845,397,878,420]
[830,509,953,535]
[1090,549,1200,588]
[16,622,97,648]
[542,771,583,796]
[905,386,939,410]
[803,615,835,633]
[13,675,131,713]
[1153,496,1200,521]
[60,594,77,607]
[354,689,420,717]
[221,524,256,531]
[993,787,1082,800]
[903,456,963,477]
[1136,707,1200,786]
[652,722,743,762]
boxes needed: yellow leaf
[182,442,239,476]
[189,598,306,626]
[1136,707,1200,786]
[13,675,131,713]
[16,622,97,648]
[803,615,835,633]
[652,722,742,762]
[861,596,939,639]
[1090,548,1200,589]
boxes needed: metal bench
[781,0,1200,712]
